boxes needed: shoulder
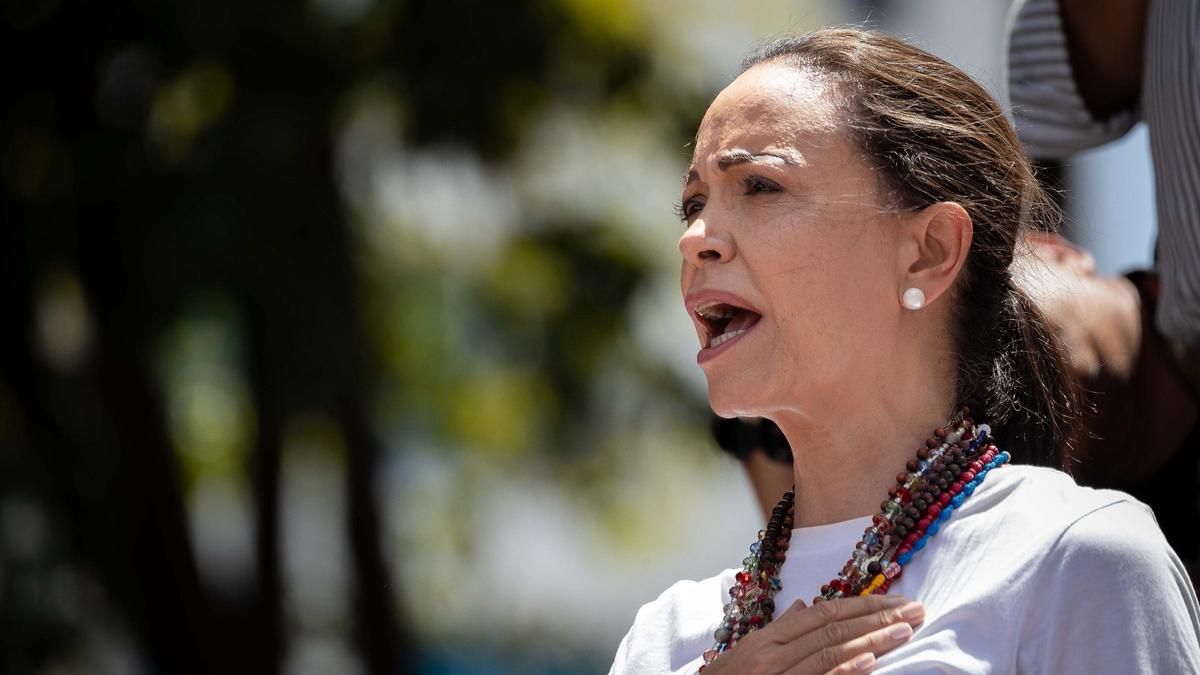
[974,464,1184,562]
[966,463,1143,534]
[983,467,1200,671]
[918,463,1172,600]
[939,463,1198,609]
[630,569,732,633]
[609,569,734,675]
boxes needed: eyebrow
[684,149,798,185]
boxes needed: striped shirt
[1008,0,1200,345]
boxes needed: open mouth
[695,300,763,349]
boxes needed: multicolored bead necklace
[699,407,1011,672]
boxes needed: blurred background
[0,1,1155,673]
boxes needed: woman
[610,29,1200,674]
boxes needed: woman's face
[680,63,911,421]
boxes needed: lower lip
[697,324,757,364]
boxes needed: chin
[705,378,768,419]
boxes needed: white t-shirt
[610,465,1200,674]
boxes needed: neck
[772,340,959,527]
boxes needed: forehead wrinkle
[714,148,802,170]
[687,66,853,190]
[692,112,836,177]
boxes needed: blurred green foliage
[0,0,727,671]
[0,0,851,667]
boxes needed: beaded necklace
[699,407,1010,672]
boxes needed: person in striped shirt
[1008,0,1200,583]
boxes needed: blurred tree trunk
[230,37,408,666]
[245,309,286,675]
[89,339,220,675]
[341,407,403,674]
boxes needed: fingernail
[887,622,913,640]
[899,601,924,621]
[851,652,876,671]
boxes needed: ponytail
[956,280,1081,468]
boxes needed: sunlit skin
[679,63,974,528]
[1013,232,1140,379]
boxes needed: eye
[677,195,705,223]
[742,174,781,195]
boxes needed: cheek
[758,229,896,365]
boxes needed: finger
[806,601,925,648]
[773,595,909,642]
[823,652,876,675]
[774,601,924,671]
[702,602,923,675]
[788,621,915,675]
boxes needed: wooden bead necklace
[699,407,1010,672]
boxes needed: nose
[679,218,735,266]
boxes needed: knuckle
[873,609,899,630]
[816,646,843,672]
[856,596,884,613]
[820,620,851,645]
[814,599,841,622]
[862,596,888,614]
[867,594,893,607]
[744,653,769,675]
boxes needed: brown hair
[742,28,1081,467]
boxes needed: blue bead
[750,542,761,554]
[928,522,940,535]
[964,485,975,496]
[913,538,926,551]
[898,552,912,565]
[952,495,964,507]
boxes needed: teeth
[708,329,746,348]
[696,301,738,319]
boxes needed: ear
[897,202,973,308]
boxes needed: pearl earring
[902,287,926,310]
